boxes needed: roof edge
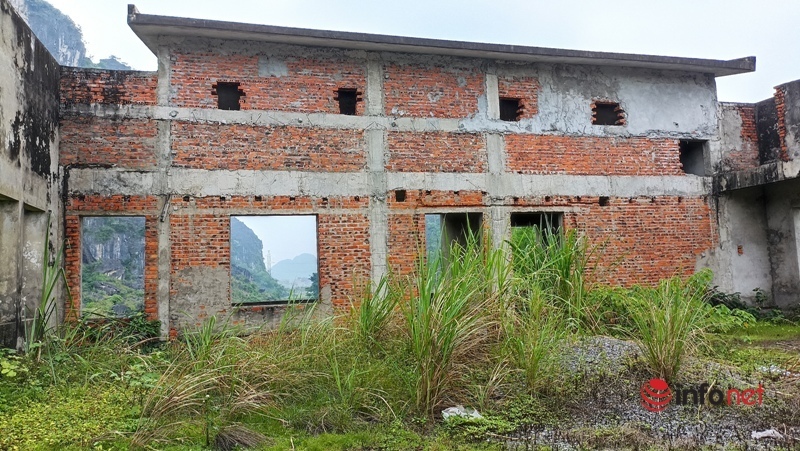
[127,5,756,77]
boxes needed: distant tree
[308,272,319,299]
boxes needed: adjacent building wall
[0,0,61,349]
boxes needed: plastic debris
[442,405,483,421]
[751,429,784,440]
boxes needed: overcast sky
[45,0,799,102]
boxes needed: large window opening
[231,216,319,304]
[81,217,145,318]
[425,212,483,262]
[511,212,562,236]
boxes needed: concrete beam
[66,168,710,198]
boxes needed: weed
[402,233,500,416]
[624,270,714,380]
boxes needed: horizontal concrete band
[67,168,710,198]
[61,104,714,139]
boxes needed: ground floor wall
[62,189,716,337]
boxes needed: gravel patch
[503,336,799,450]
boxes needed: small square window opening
[500,97,524,121]
[212,82,245,110]
[592,101,625,126]
[679,140,707,176]
[335,88,362,115]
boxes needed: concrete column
[157,199,171,340]
[0,201,21,348]
[365,55,384,116]
[20,209,46,341]
[367,128,388,286]
[156,46,171,106]
[485,69,499,120]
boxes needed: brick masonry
[60,117,159,169]
[721,103,760,171]
[387,132,486,173]
[171,123,366,171]
[506,136,682,175]
[60,68,157,106]
[383,63,483,118]
[58,45,721,335]
[169,52,366,113]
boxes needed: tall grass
[509,227,596,332]
[350,273,402,348]
[402,233,503,416]
[625,270,714,380]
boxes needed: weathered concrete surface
[0,0,61,348]
[707,186,773,304]
[765,177,800,309]
[779,80,800,161]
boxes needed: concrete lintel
[67,168,709,198]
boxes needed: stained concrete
[0,0,61,349]
[765,177,800,309]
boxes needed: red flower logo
[641,378,672,412]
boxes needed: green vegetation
[1,225,797,449]
[81,217,146,318]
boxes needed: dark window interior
[212,82,244,110]
[679,140,706,176]
[592,102,624,126]
[335,88,361,115]
[395,190,406,202]
[511,212,563,236]
[499,97,524,121]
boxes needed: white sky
[44,0,800,103]
[235,216,317,267]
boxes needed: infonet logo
[640,378,764,412]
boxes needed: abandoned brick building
[2,1,799,345]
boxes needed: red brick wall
[384,63,483,118]
[60,68,157,105]
[171,123,366,171]
[506,136,681,175]
[507,195,714,286]
[168,195,370,309]
[60,117,158,169]
[775,86,790,161]
[387,213,426,277]
[64,195,160,320]
[387,189,486,208]
[387,132,486,172]
[498,75,539,119]
[169,52,366,113]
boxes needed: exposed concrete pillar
[0,200,21,348]
[367,128,388,286]
[156,46,171,106]
[485,68,499,120]
[365,54,384,116]
[20,209,46,344]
